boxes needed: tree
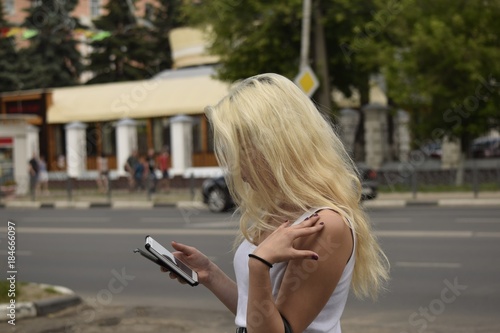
[19,0,84,89]
[150,0,185,71]
[375,0,500,154]
[181,0,380,109]
[86,0,157,84]
[0,1,20,92]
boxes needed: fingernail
[319,222,324,225]
[313,213,319,217]
[312,254,319,260]
[305,216,310,220]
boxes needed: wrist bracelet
[248,254,273,268]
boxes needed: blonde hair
[205,73,389,300]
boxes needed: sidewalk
[1,188,500,209]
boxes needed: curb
[0,284,81,322]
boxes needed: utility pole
[300,0,312,70]
[312,0,332,113]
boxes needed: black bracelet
[248,254,273,268]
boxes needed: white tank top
[233,207,356,333]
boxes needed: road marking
[475,232,500,238]
[0,250,32,256]
[395,262,462,269]
[374,230,474,238]
[455,218,500,223]
[371,217,411,223]
[21,217,110,223]
[17,227,238,236]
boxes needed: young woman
[163,73,389,333]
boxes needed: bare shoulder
[296,208,353,254]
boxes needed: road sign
[294,65,319,97]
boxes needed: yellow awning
[47,72,230,124]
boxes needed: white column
[170,115,193,176]
[339,108,360,155]
[441,136,461,169]
[363,104,389,169]
[115,118,138,177]
[395,109,411,162]
[65,122,87,178]
[13,132,28,195]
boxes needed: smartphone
[133,248,167,268]
[144,236,199,286]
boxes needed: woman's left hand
[252,214,325,265]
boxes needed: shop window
[192,116,202,153]
[90,0,101,18]
[54,125,67,157]
[86,123,99,157]
[151,118,171,153]
[0,139,14,185]
[5,0,15,15]
[136,120,148,155]
[101,122,116,155]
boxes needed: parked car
[471,137,500,158]
[202,165,378,213]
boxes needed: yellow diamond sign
[294,65,319,97]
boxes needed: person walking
[125,150,139,192]
[36,155,50,196]
[156,147,170,192]
[28,153,39,198]
[161,74,389,333]
[96,153,109,193]
[146,148,157,194]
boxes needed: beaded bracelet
[248,254,273,268]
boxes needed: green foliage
[18,0,84,89]
[376,0,500,150]
[182,0,382,108]
[86,0,157,84]
[0,1,21,92]
[183,0,304,81]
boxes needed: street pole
[300,0,312,70]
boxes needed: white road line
[140,218,178,223]
[21,217,110,223]
[374,230,474,238]
[17,227,237,236]
[475,232,500,238]
[0,250,32,256]
[455,218,500,223]
[372,217,411,223]
[395,262,462,269]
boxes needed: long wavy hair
[205,73,389,300]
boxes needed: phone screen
[146,237,194,277]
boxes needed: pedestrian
[36,155,50,196]
[28,153,39,197]
[161,74,389,333]
[125,150,139,192]
[134,155,147,191]
[96,153,109,193]
[146,148,157,193]
[156,146,170,192]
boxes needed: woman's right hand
[161,241,213,285]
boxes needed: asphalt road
[1,206,499,332]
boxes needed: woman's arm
[247,211,353,333]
